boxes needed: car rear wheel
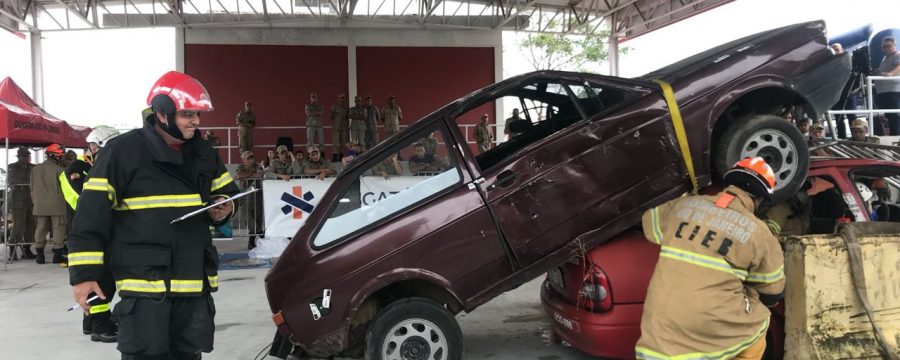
[365,297,462,360]
[715,114,809,203]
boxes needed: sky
[1,0,898,131]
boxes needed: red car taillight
[578,266,612,312]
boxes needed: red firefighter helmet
[45,143,64,157]
[145,71,214,112]
[723,157,776,199]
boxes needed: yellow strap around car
[654,80,698,194]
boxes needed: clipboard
[170,187,260,224]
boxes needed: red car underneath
[541,157,900,359]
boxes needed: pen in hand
[67,295,100,312]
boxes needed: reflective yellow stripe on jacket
[171,279,204,293]
[649,207,664,244]
[208,275,219,289]
[68,251,104,266]
[59,172,79,210]
[113,194,203,211]
[89,303,110,314]
[211,172,234,192]
[659,246,748,281]
[116,279,166,293]
[635,318,769,360]
[83,177,116,205]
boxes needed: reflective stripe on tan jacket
[636,186,785,360]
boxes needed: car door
[451,76,688,267]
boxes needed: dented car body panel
[264,20,850,358]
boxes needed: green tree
[518,27,627,73]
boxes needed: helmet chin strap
[157,113,187,141]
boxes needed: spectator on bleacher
[306,92,325,149]
[409,143,448,174]
[237,101,256,153]
[372,153,402,179]
[850,118,881,144]
[364,96,381,150]
[266,145,295,180]
[504,108,524,140]
[204,130,221,147]
[341,142,361,168]
[418,132,438,156]
[796,117,811,138]
[875,37,900,136]
[294,150,306,163]
[331,94,351,156]
[475,113,494,154]
[262,148,276,169]
[350,96,367,150]
[235,151,264,181]
[298,145,335,180]
[382,96,403,139]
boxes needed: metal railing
[205,123,505,164]
[828,76,900,138]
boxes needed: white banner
[358,176,423,206]
[263,178,334,238]
[263,176,435,238]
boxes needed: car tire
[714,114,809,203]
[364,297,462,360]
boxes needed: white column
[175,28,185,72]
[348,45,357,100]
[30,31,44,107]
[608,16,619,76]
[494,39,504,141]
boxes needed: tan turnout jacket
[637,186,785,360]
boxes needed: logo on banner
[281,186,315,219]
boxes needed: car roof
[810,157,899,170]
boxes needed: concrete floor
[0,239,594,360]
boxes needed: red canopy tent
[0,77,90,148]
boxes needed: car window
[568,81,631,118]
[450,81,582,171]
[313,130,461,247]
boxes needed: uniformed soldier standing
[849,118,881,144]
[363,96,381,151]
[418,132,438,156]
[7,146,35,261]
[59,125,122,343]
[349,96,368,151]
[331,94,350,157]
[31,144,68,264]
[236,101,256,153]
[69,71,239,360]
[305,93,324,149]
[474,113,494,154]
[382,96,403,139]
[636,157,785,360]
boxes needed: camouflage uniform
[382,105,402,139]
[8,160,35,247]
[475,122,493,153]
[364,105,381,150]
[349,105,367,150]
[306,102,324,149]
[237,110,256,153]
[331,103,350,155]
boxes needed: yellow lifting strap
[654,79,699,194]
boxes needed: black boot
[82,314,92,335]
[248,236,257,250]
[52,248,66,264]
[35,248,45,264]
[90,312,118,343]
[20,245,35,260]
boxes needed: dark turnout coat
[68,121,239,299]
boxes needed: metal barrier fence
[205,123,506,164]
[828,76,900,138]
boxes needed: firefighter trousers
[114,293,215,360]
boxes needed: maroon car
[541,156,900,359]
[265,21,849,359]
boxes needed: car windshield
[313,130,461,248]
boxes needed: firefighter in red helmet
[68,71,239,360]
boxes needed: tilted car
[265,20,850,359]
[541,156,900,360]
